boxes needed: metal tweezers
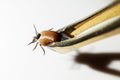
[47,1,120,53]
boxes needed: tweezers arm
[71,2,120,36]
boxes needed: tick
[28,25,59,55]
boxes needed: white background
[0,0,120,80]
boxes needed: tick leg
[48,28,53,31]
[33,24,38,35]
[33,42,39,51]
[39,44,45,55]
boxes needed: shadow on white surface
[74,51,120,76]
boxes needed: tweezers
[47,1,120,53]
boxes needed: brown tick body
[40,30,59,46]
[28,25,59,54]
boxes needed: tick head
[28,33,41,45]
[28,24,41,45]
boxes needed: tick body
[28,25,59,54]
[40,30,59,46]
